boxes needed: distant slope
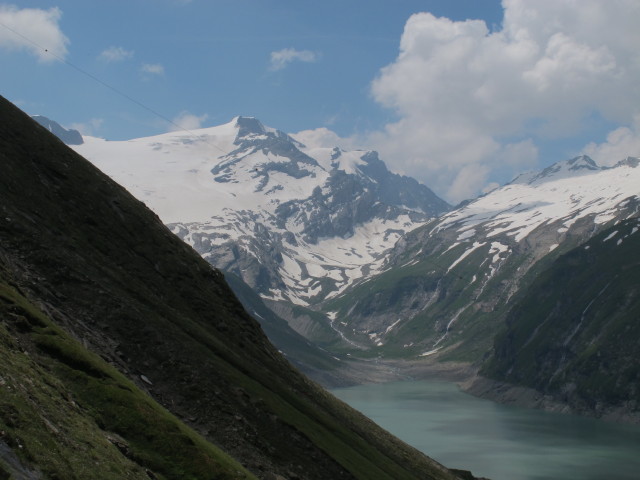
[32,114,84,145]
[479,218,640,421]
[325,156,640,362]
[223,272,348,385]
[0,96,468,479]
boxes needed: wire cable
[0,19,227,154]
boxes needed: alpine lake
[331,380,640,480]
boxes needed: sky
[1,0,639,203]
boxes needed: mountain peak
[511,155,601,186]
[615,156,640,168]
[566,155,599,170]
[538,155,600,178]
[32,115,84,145]
[234,116,267,136]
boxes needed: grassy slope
[0,95,464,479]
[0,278,254,480]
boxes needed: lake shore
[316,356,640,426]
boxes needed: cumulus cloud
[582,115,640,166]
[292,127,357,150]
[169,111,208,131]
[140,63,165,76]
[0,5,69,62]
[269,48,317,71]
[367,0,640,202]
[69,118,104,137]
[99,46,134,62]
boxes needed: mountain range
[72,117,449,307]
[1,98,479,479]
[327,155,639,357]
[47,112,640,422]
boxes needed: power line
[0,20,227,154]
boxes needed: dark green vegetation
[482,219,640,419]
[0,95,472,478]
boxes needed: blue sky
[2,1,639,202]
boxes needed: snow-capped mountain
[73,116,449,306]
[434,155,639,251]
[327,155,640,357]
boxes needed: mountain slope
[222,272,347,385]
[479,218,640,421]
[0,96,469,479]
[0,273,254,480]
[72,117,449,308]
[326,155,640,361]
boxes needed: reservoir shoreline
[324,357,640,426]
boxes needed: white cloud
[0,5,69,62]
[292,127,362,151]
[367,0,640,202]
[99,46,134,62]
[582,115,640,166]
[70,118,104,136]
[140,63,165,76]
[169,111,208,131]
[269,48,317,71]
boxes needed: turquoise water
[331,380,640,480]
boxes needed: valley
[2,98,472,480]
[66,114,640,422]
[4,2,639,478]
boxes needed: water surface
[332,380,640,480]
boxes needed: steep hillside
[0,270,254,480]
[326,156,640,362]
[0,96,471,479]
[478,218,640,421]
